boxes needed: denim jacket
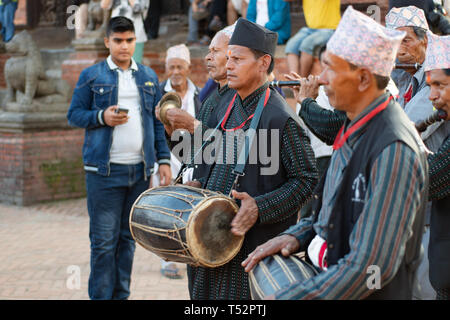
[67,60,171,178]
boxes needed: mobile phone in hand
[115,107,129,115]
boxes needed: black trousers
[209,0,227,22]
[388,0,433,12]
[144,0,162,39]
[206,0,227,37]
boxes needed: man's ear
[423,33,428,47]
[104,37,110,49]
[260,54,272,74]
[358,68,373,92]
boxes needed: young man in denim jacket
[67,16,171,300]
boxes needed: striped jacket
[279,94,429,299]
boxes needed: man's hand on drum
[158,164,172,186]
[284,72,320,105]
[230,190,259,236]
[184,180,202,188]
[241,234,301,273]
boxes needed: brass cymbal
[159,91,182,126]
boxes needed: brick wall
[0,128,86,206]
[61,51,109,89]
[143,51,211,88]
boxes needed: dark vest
[206,88,305,251]
[429,195,450,289]
[192,87,236,182]
[429,134,450,290]
[310,100,429,299]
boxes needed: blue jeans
[187,1,199,43]
[0,1,18,42]
[86,162,149,300]
[285,27,334,56]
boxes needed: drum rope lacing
[130,181,244,267]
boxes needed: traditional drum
[129,185,244,267]
[249,254,319,299]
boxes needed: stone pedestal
[61,38,109,89]
[0,111,85,206]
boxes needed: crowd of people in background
[184,0,450,78]
[68,1,450,81]
[63,0,450,301]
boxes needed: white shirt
[164,79,197,121]
[153,78,197,185]
[256,0,269,27]
[296,86,334,159]
[387,77,399,99]
[107,55,144,164]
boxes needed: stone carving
[3,31,71,113]
[81,0,110,39]
[87,0,106,30]
[39,0,57,26]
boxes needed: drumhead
[186,195,244,268]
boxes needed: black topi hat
[228,18,278,57]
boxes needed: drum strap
[174,111,227,184]
[230,87,271,195]
[175,87,271,193]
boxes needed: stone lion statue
[87,0,109,31]
[3,31,71,112]
[80,0,110,39]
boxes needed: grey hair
[412,26,427,40]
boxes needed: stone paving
[0,198,190,300]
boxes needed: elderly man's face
[427,69,450,120]
[205,32,229,82]
[397,27,427,65]
[166,58,190,88]
[319,51,362,112]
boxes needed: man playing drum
[243,6,429,299]
[290,6,448,299]
[166,18,318,300]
